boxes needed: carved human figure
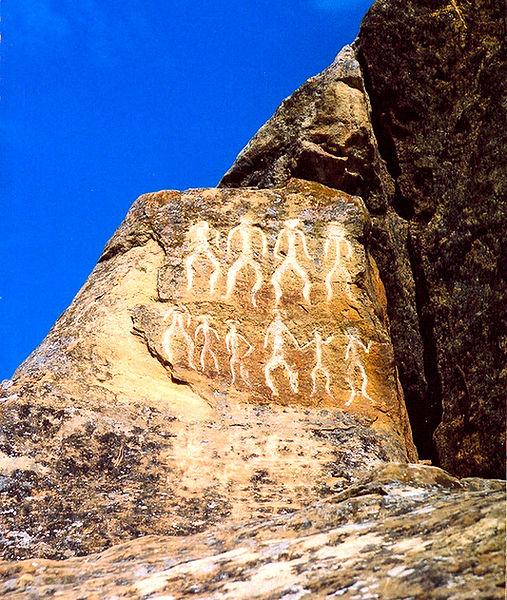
[225,319,253,386]
[324,222,353,301]
[263,310,300,396]
[225,216,268,307]
[194,315,221,373]
[161,306,195,369]
[301,330,334,397]
[344,327,373,406]
[184,221,221,294]
[271,219,312,304]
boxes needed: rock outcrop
[357,0,506,479]
[1,464,504,598]
[1,0,505,596]
[221,2,506,478]
[0,180,416,561]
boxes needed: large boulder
[357,0,506,478]
[0,180,415,560]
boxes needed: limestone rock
[1,463,504,598]
[0,180,415,560]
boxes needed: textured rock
[220,45,430,464]
[1,1,505,595]
[1,463,504,598]
[0,180,415,560]
[357,0,506,478]
[220,5,506,478]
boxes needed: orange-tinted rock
[0,180,415,559]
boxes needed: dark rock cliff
[221,0,506,478]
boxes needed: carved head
[284,218,301,229]
[189,220,210,239]
[326,222,346,238]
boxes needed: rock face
[1,464,504,599]
[221,3,506,478]
[357,0,506,479]
[0,180,415,560]
[1,0,505,595]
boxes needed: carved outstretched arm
[344,339,352,361]
[273,231,286,260]
[194,325,203,341]
[211,327,220,341]
[356,338,372,353]
[288,331,301,350]
[263,327,272,349]
[301,340,315,351]
[257,229,268,257]
[225,333,231,354]
[241,336,254,357]
[298,230,312,261]
[226,226,238,256]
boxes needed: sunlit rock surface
[1,0,504,595]
[0,180,415,561]
[1,464,504,598]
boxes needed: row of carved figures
[183,217,355,306]
[162,306,373,405]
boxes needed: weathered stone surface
[357,0,506,478]
[0,180,415,560]
[220,5,506,478]
[220,45,431,465]
[1,463,504,598]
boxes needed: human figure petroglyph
[194,315,221,373]
[185,221,221,294]
[344,327,373,406]
[301,330,334,397]
[225,216,268,307]
[324,222,354,301]
[161,306,195,369]
[225,319,253,386]
[263,310,300,396]
[271,219,312,305]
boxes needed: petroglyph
[263,310,300,396]
[271,219,312,305]
[194,315,221,373]
[324,222,353,301]
[302,331,334,397]
[225,319,253,386]
[344,327,373,406]
[162,306,195,369]
[225,216,268,307]
[185,221,221,294]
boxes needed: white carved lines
[301,331,334,397]
[344,327,373,406]
[194,315,220,373]
[263,310,300,397]
[182,217,355,305]
[185,221,221,294]
[324,222,353,301]
[225,216,268,307]
[160,215,376,404]
[225,319,253,386]
[162,306,196,369]
[271,219,312,305]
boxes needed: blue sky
[1,0,371,379]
